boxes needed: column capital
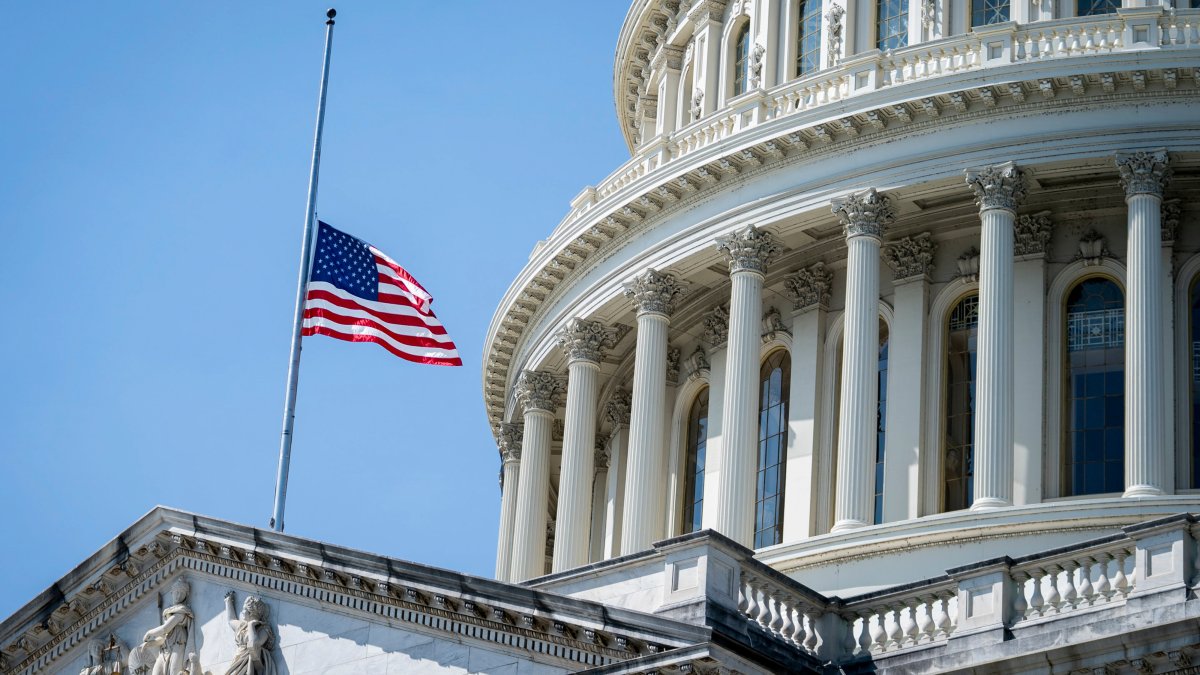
[594,437,610,470]
[556,318,620,364]
[605,389,633,428]
[1116,149,1172,198]
[515,370,564,413]
[499,422,523,463]
[883,232,938,282]
[783,262,834,310]
[1014,212,1054,257]
[832,189,894,240]
[1162,199,1182,244]
[965,162,1026,212]
[624,269,690,317]
[702,304,730,348]
[715,226,784,276]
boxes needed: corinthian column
[831,189,893,532]
[965,162,1025,510]
[494,423,522,581]
[509,370,564,582]
[621,269,689,554]
[712,226,783,547]
[552,318,619,572]
[1117,149,1172,497]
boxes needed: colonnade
[494,150,1174,583]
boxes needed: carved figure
[690,88,704,121]
[748,43,765,89]
[128,578,196,675]
[825,4,845,66]
[222,592,277,675]
[80,634,125,675]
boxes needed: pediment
[0,508,707,675]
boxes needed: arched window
[943,294,978,512]
[1064,277,1125,496]
[755,351,790,548]
[972,0,1010,26]
[873,325,890,524]
[681,388,709,534]
[733,23,751,96]
[797,0,822,76]
[1077,0,1119,14]
[877,0,909,51]
[1191,277,1200,487]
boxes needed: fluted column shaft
[622,311,670,553]
[965,163,1025,510]
[713,226,782,547]
[494,424,521,581]
[973,207,1016,508]
[621,270,688,554]
[553,359,600,571]
[510,408,552,581]
[1118,150,1171,497]
[831,190,892,533]
[834,235,882,531]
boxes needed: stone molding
[556,318,620,364]
[666,347,681,384]
[1014,212,1054,257]
[1162,198,1181,243]
[965,161,1027,212]
[686,346,711,380]
[883,232,937,281]
[605,389,633,428]
[957,247,981,281]
[715,226,784,276]
[1116,148,1172,197]
[701,304,730,348]
[762,307,790,342]
[516,370,565,413]
[782,262,834,310]
[499,422,523,463]
[595,437,610,470]
[832,188,893,240]
[624,269,689,317]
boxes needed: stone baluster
[1094,553,1112,600]
[738,574,754,614]
[621,270,688,554]
[494,423,523,582]
[769,593,787,637]
[1011,571,1030,618]
[755,582,772,629]
[831,190,894,531]
[886,604,904,649]
[856,611,874,655]
[900,599,919,647]
[713,226,783,546]
[1116,150,1172,497]
[1044,565,1062,612]
[1113,548,1131,596]
[870,610,887,652]
[1028,568,1046,616]
[803,611,821,653]
[965,162,1026,510]
[1077,557,1094,606]
[1061,560,1079,608]
[779,596,798,645]
[917,596,936,643]
[509,371,565,582]
[552,319,619,572]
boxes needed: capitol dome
[483,0,1199,598]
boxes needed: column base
[831,519,870,533]
[970,498,1011,511]
[1123,485,1166,498]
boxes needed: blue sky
[0,2,630,618]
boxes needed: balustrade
[1009,543,1135,623]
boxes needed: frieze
[883,232,937,281]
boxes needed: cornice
[482,57,1200,440]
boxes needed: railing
[737,567,832,658]
[1009,539,1135,623]
[840,580,960,656]
[558,10,1199,238]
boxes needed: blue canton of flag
[311,222,381,301]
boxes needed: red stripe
[372,253,430,296]
[302,325,462,366]
[305,289,448,335]
[302,308,455,349]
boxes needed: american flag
[301,221,462,366]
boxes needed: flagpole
[271,8,336,532]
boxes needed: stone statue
[222,591,277,675]
[128,578,196,675]
[79,634,125,675]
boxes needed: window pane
[873,324,890,524]
[944,295,979,512]
[1078,0,1119,15]
[754,352,790,547]
[972,0,1010,26]
[877,0,909,51]
[1192,277,1200,487]
[682,389,709,533]
[734,24,750,95]
[797,0,823,76]
[1064,278,1124,496]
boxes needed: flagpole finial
[326,8,336,24]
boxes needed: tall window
[1191,278,1200,487]
[1064,277,1125,496]
[972,0,1010,26]
[1077,0,1119,15]
[682,389,709,534]
[733,23,751,96]
[755,351,790,548]
[944,294,978,512]
[873,326,891,524]
[797,0,822,76]
[877,0,909,51]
